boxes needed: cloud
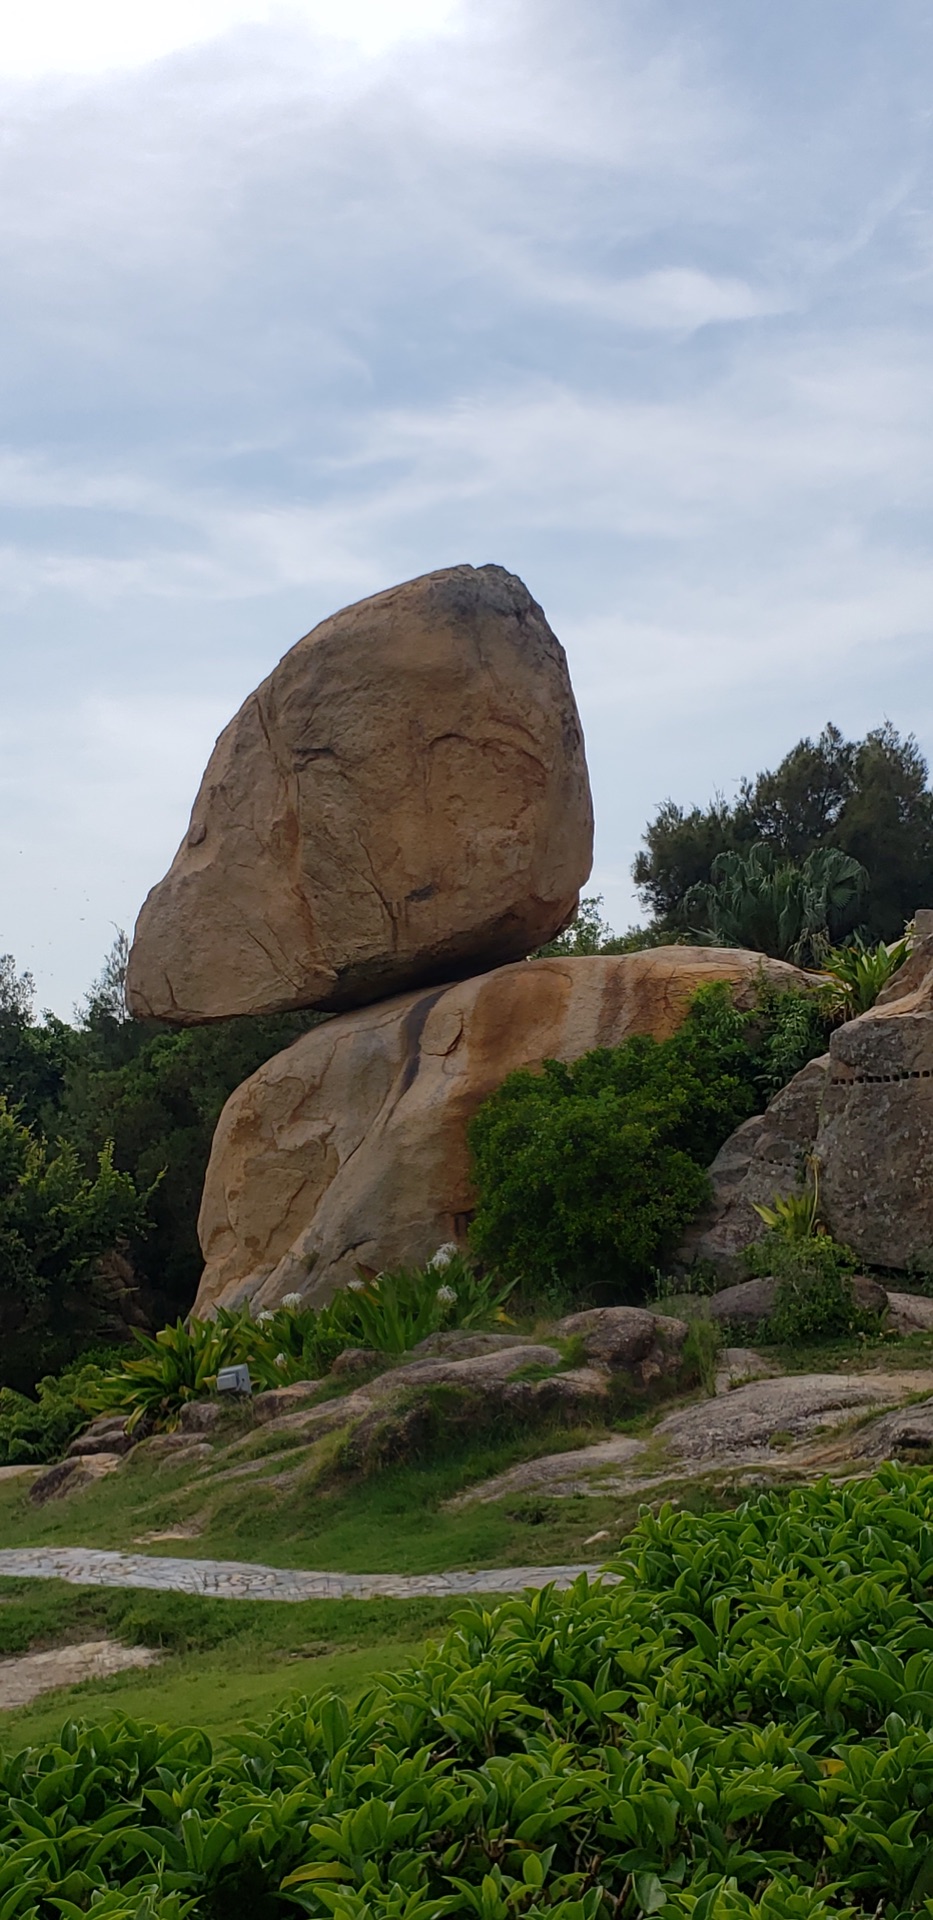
[2,0,933,1004]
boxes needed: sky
[3,0,933,1016]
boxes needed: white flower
[428,1242,459,1272]
[256,1309,275,1325]
[275,1352,288,1369]
[347,1278,366,1294]
[435,1283,457,1306]
[281,1291,302,1309]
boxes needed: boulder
[817,946,933,1265]
[554,1306,688,1384]
[29,1453,123,1504]
[678,1055,829,1281]
[707,1272,888,1331]
[126,565,593,1023]
[66,1415,133,1458]
[194,947,813,1314]
[682,933,933,1278]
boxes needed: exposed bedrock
[194,947,813,1315]
[126,564,593,1022]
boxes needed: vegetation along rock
[708,1272,888,1331]
[126,564,593,1023]
[554,1304,688,1382]
[195,946,812,1313]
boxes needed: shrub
[747,1231,876,1342]
[468,985,766,1303]
[7,1470,933,1913]
[0,1350,120,1465]
[750,981,833,1096]
[823,932,911,1018]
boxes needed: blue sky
[3,0,933,1014]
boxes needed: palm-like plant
[685,843,868,966]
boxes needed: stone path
[0,1547,615,1602]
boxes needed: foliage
[342,1253,516,1357]
[9,1470,933,1913]
[751,1157,821,1241]
[823,933,912,1018]
[745,1231,875,1342]
[750,982,833,1098]
[684,843,868,966]
[533,896,616,957]
[82,1257,516,1433]
[468,985,764,1302]
[0,1350,121,1465]
[0,1098,152,1394]
[681,1317,722,1395]
[0,934,324,1348]
[634,720,933,945]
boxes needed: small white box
[216,1363,252,1395]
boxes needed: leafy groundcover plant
[82,1256,513,1435]
[7,1467,933,1916]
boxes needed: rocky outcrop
[818,952,933,1266]
[683,934,933,1278]
[126,565,593,1023]
[678,1055,829,1280]
[194,947,812,1314]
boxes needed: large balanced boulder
[194,946,813,1315]
[126,565,593,1023]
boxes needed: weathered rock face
[818,967,933,1267]
[194,946,814,1315]
[682,933,933,1277]
[678,1055,830,1281]
[126,565,593,1023]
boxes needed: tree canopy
[634,722,933,944]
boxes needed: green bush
[7,1469,933,1913]
[747,1231,876,1342]
[0,1350,120,1465]
[468,984,772,1304]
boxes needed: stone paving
[0,1547,616,1601]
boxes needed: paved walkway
[0,1548,616,1602]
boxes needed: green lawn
[0,1577,458,1751]
[0,1425,637,1574]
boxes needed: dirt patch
[0,1640,160,1710]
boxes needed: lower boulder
[195,946,811,1314]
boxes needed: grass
[0,1577,458,1751]
[0,1424,633,1574]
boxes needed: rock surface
[554,1306,688,1384]
[29,1453,124,1504]
[126,565,593,1023]
[195,947,813,1313]
[0,1640,160,1710]
[707,1272,889,1330]
[682,934,933,1276]
[818,945,933,1265]
[678,1055,829,1280]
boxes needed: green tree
[634,722,933,944]
[684,843,868,964]
[0,954,78,1132]
[0,1099,151,1392]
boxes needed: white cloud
[1,0,464,79]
